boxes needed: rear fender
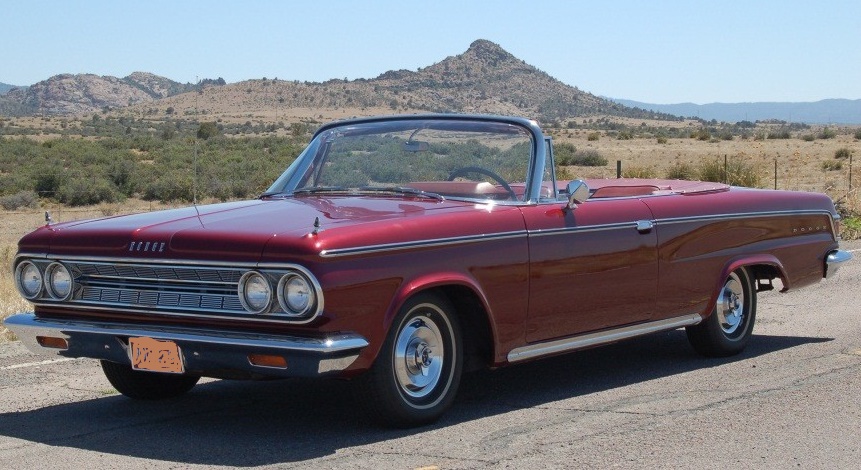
[701,254,787,319]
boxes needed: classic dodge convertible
[5,114,851,426]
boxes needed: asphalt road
[1,242,859,469]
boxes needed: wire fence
[1,157,857,243]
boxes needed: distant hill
[0,73,225,116]
[612,98,861,124]
[156,40,680,123]
[0,82,20,95]
[0,40,674,122]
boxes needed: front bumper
[3,313,368,378]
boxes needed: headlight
[238,271,272,314]
[15,261,43,300]
[45,262,73,300]
[278,273,314,315]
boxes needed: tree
[197,122,220,140]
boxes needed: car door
[520,196,658,343]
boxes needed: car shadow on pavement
[0,331,831,466]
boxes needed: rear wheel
[359,292,462,427]
[686,267,756,357]
[101,360,200,400]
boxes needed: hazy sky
[2,0,859,104]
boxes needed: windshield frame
[263,114,553,205]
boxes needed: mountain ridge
[2,40,859,123]
[612,98,861,124]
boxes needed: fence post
[723,154,728,184]
[850,152,853,191]
[616,160,621,179]
[774,158,777,190]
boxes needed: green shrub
[587,132,600,141]
[0,191,39,210]
[854,129,861,140]
[801,134,816,142]
[819,127,837,139]
[58,179,121,206]
[822,160,843,171]
[665,163,695,180]
[692,128,711,141]
[622,165,657,178]
[698,158,761,187]
[835,147,852,159]
[656,136,668,144]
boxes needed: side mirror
[565,179,590,210]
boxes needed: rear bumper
[3,313,368,378]
[826,249,853,277]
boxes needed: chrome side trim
[3,313,368,356]
[654,209,835,226]
[825,249,852,277]
[507,314,702,363]
[319,230,527,258]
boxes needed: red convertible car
[5,114,851,426]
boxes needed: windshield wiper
[290,186,351,196]
[358,186,446,201]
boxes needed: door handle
[636,220,654,234]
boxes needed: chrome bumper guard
[3,313,368,377]
[826,249,852,277]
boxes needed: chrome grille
[22,257,323,324]
[69,261,247,315]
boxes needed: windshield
[265,118,535,202]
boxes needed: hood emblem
[129,241,166,253]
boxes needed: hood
[20,196,493,263]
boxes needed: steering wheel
[447,166,517,201]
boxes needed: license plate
[129,337,185,374]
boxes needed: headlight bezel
[277,273,315,316]
[15,260,44,300]
[238,271,274,314]
[44,262,74,300]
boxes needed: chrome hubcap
[394,315,444,398]
[717,273,745,335]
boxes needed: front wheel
[359,292,463,427]
[101,360,200,400]
[686,267,757,357]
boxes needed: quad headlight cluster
[15,260,74,301]
[238,270,319,317]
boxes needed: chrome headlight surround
[277,273,316,316]
[238,271,273,314]
[15,260,44,300]
[44,262,74,300]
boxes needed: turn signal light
[248,354,288,368]
[36,336,69,349]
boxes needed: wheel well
[432,285,494,372]
[748,264,784,292]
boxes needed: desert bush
[819,127,837,139]
[0,191,39,210]
[822,160,843,171]
[801,134,816,142]
[855,129,861,140]
[587,132,600,141]
[58,179,122,206]
[622,165,657,178]
[835,147,852,159]
[656,136,668,144]
[665,163,695,180]
[691,128,711,141]
[554,142,577,165]
[698,158,761,187]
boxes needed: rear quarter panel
[642,188,839,320]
